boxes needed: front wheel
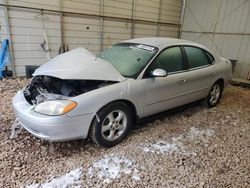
[203,82,223,107]
[89,102,133,147]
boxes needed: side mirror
[152,69,167,77]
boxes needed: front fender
[67,80,144,118]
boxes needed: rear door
[142,46,190,117]
[182,46,216,101]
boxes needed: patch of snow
[185,127,214,141]
[10,118,23,139]
[132,169,141,181]
[26,168,82,188]
[88,155,140,184]
[141,127,214,155]
[173,127,214,145]
[141,140,179,154]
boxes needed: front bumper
[12,90,94,142]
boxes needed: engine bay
[24,75,117,105]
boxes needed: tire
[202,81,223,108]
[89,102,133,147]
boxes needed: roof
[123,37,186,47]
[123,37,211,53]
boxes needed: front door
[142,46,190,117]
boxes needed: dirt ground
[0,78,249,188]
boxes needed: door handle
[210,71,216,76]
[178,79,186,84]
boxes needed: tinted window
[146,47,183,75]
[184,47,211,69]
[206,51,215,63]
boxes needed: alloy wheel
[209,83,221,105]
[101,110,127,141]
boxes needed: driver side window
[145,47,184,77]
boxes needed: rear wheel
[89,102,133,147]
[203,82,223,107]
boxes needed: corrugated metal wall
[182,0,250,80]
[0,0,182,76]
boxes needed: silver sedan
[13,38,232,147]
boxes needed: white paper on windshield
[130,44,156,52]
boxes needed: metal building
[0,0,182,76]
[182,0,250,82]
[1,0,249,82]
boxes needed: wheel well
[95,99,138,125]
[113,99,138,125]
[216,78,224,90]
[88,99,138,137]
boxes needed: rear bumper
[12,90,94,142]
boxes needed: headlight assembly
[34,100,77,116]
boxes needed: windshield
[96,43,158,78]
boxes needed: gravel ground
[0,78,249,188]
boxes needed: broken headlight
[34,100,77,116]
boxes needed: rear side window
[184,47,211,69]
[206,51,215,63]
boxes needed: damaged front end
[12,47,126,141]
[24,75,117,105]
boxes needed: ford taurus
[13,38,232,147]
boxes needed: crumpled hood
[33,47,126,82]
